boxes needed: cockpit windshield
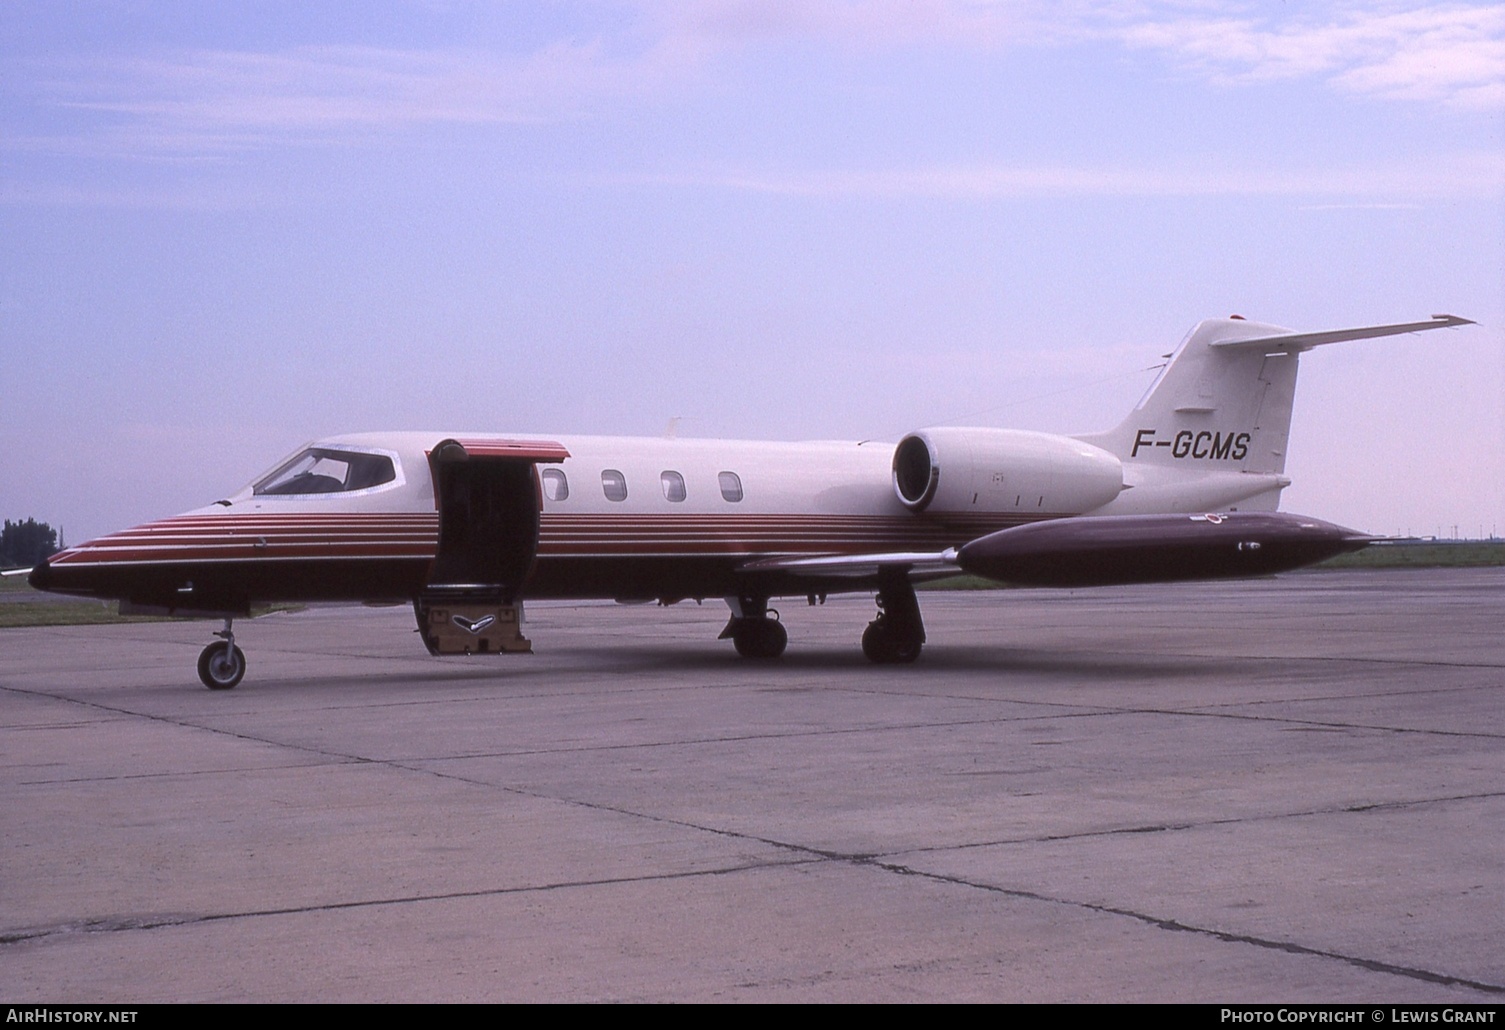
[253,447,398,496]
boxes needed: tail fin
[1081,316,1302,477]
[1081,314,1472,472]
[1076,314,1472,510]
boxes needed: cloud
[1113,2,1505,109]
[18,36,708,157]
[648,0,1031,50]
[13,2,1030,160]
[654,0,1505,111]
[0,180,279,209]
[7,1,1499,165]
[644,149,1504,199]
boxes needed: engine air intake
[893,434,939,511]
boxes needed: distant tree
[1,518,59,567]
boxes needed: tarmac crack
[16,682,1497,900]
[0,856,820,948]
[0,684,407,773]
[1121,706,1505,739]
[372,776,1505,996]
[836,683,1505,740]
[883,790,1505,854]
[1190,681,1499,712]
[377,710,1095,763]
[859,858,1505,995]
[16,759,359,787]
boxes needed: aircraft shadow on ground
[232,645,1233,691]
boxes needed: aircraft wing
[1210,314,1473,351]
[738,511,1372,588]
[739,550,960,579]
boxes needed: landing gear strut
[862,568,925,664]
[197,618,246,690]
[720,596,788,659]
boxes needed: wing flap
[738,550,960,579]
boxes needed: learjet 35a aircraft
[28,314,1471,689]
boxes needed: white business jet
[27,314,1471,688]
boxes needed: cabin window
[718,471,743,503]
[254,447,397,496]
[660,471,686,502]
[541,468,568,502]
[601,469,628,502]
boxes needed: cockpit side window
[254,448,398,496]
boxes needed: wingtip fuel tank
[955,511,1371,588]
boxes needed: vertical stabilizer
[1078,317,1301,476]
[1075,314,1471,513]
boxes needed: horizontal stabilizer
[1209,315,1473,352]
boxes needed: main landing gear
[720,596,788,659]
[721,572,927,665]
[861,569,925,664]
[197,618,246,690]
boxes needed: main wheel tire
[732,618,787,659]
[197,642,246,690]
[862,621,922,664]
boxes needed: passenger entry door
[418,438,569,655]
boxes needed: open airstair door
[416,438,570,656]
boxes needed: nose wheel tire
[731,617,788,659]
[198,642,246,690]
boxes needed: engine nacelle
[893,427,1123,515]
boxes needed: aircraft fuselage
[33,432,1114,611]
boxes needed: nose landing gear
[197,619,246,690]
[720,596,788,659]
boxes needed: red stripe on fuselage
[48,510,1056,568]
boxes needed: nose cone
[28,516,257,612]
[27,542,109,599]
[26,540,117,600]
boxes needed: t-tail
[1074,314,1473,515]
